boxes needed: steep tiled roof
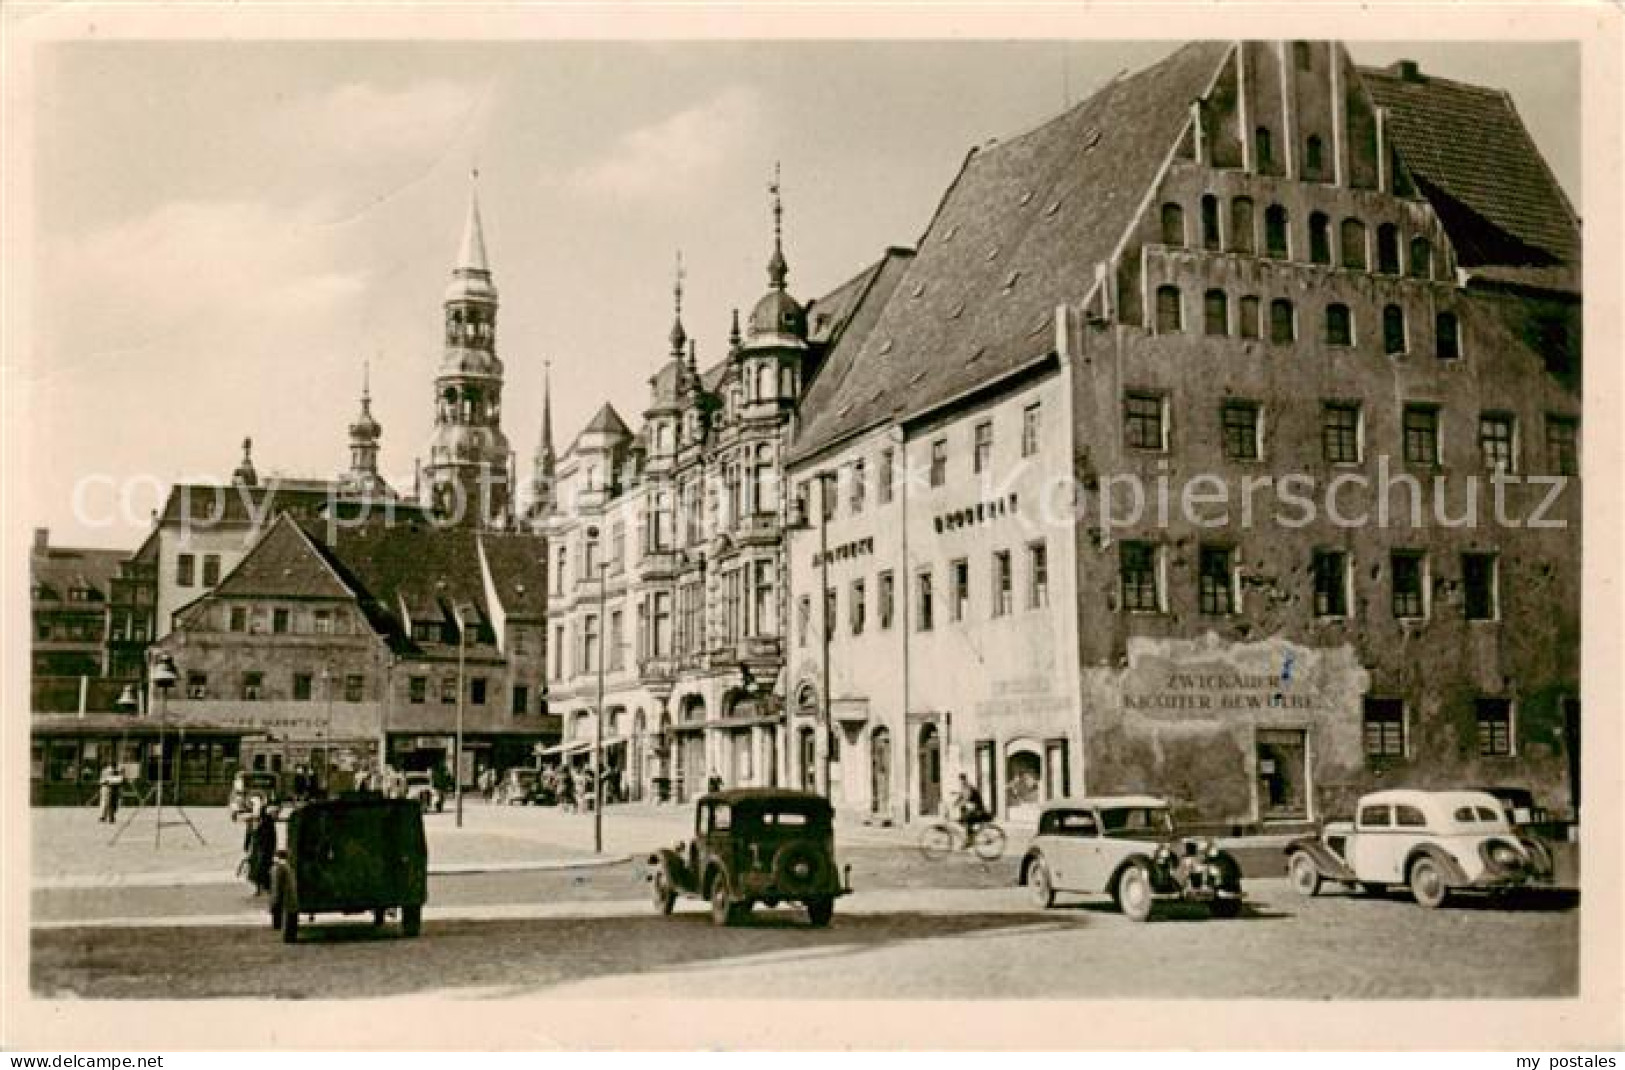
[792,42,1230,463]
[1360,63,1579,276]
[156,482,336,531]
[31,545,127,603]
[209,514,354,601]
[478,531,550,620]
[805,252,905,347]
[581,403,631,437]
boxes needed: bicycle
[918,818,1007,861]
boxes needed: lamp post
[587,525,607,854]
[150,653,177,848]
[115,684,138,778]
[455,605,467,829]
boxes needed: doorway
[918,724,941,816]
[1255,728,1309,821]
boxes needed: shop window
[1475,698,1513,757]
[1269,299,1296,343]
[1391,551,1427,619]
[1462,553,1498,621]
[1312,550,1348,617]
[1155,285,1183,333]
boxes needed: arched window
[1155,286,1183,333]
[1325,303,1353,346]
[1377,224,1400,273]
[1270,299,1296,344]
[1436,310,1461,360]
[1383,304,1407,355]
[1341,218,1368,270]
[1409,236,1434,279]
[756,361,776,401]
[1264,205,1289,259]
[1160,203,1185,247]
[1203,289,1229,336]
[1239,295,1261,339]
[1200,195,1220,250]
[1309,212,1332,265]
[1305,135,1324,178]
[1230,197,1255,254]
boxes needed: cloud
[274,79,488,163]
[565,86,762,200]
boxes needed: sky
[20,38,1580,549]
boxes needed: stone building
[29,528,128,711]
[786,41,1581,827]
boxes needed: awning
[539,740,591,757]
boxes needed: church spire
[767,161,788,291]
[456,168,490,275]
[527,358,556,525]
[539,359,555,462]
[668,249,688,357]
[342,355,386,496]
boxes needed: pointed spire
[350,355,381,438]
[767,161,788,291]
[668,249,688,356]
[233,436,258,488]
[728,308,742,353]
[539,359,555,460]
[456,168,490,275]
[686,338,700,383]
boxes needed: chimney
[33,528,48,552]
[1392,59,1423,83]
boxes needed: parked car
[229,770,282,817]
[1016,796,1244,921]
[646,788,851,927]
[269,796,428,942]
[1284,788,1555,908]
[496,768,553,805]
[403,771,444,813]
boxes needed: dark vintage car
[646,788,851,927]
[1017,796,1244,920]
[269,796,428,942]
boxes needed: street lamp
[586,524,608,854]
[455,604,467,828]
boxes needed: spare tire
[773,842,826,895]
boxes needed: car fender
[1107,852,1157,895]
[1284,838,1355,882]
[1017,849,1043,886]
[649,848,694,894]
[1405,843,1470,887]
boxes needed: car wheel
[1288,853,1322,897]
[1209,895,1242,919]
[1409,857,1449,909]
[402,905,423,937]
[806,897,835,928]
[1028,856,1056,909]
[651,870,677,915]
[710,878,735,927]
[1117,864,1154,922]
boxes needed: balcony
[639,550,677,581]
[638,656,678,684]
[737,513,781,546]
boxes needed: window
[850,579,866,635]
[1269,299,1296,343]
[272,608,289,634]
[441,677,456,704]
[1340,218,1367,270]
[1155,285,1183,333]
[1198,545,1236,615]
[1230,197,1254,254]
[1376,224,1400,273]
[1391,551,1427,619]
[1435,311,1461,360]
[1304,134,1324,177]
[878,571,895,630]
[582,536,599,575]
[241,671,264,701]
[1293,40,1313,70]
[345,674,364,703]
[878,449,894,504]
[1200,194,1220,249]
[609,610,625,669]
[993,551,1013,617]
[1396,805,1428,829]
[929,440,947,487]
[177,554,195,587]
[1462,553,1498,621]
[1120,542,1160,613]
[796,596,811,648]
[1264,204,1288,259]
[850,459,866,513]
[1124,392,1167,452]
[552,625,565,679]
[1021,402,1041,457]
[469,677,486,706]
[229,606,248,632]
[1479,412,1516,472]
[1325,303,1352,346]
[1309,212,1331,264]
[202,554,221,587]
[916,569,935,632]
[1160,202,1185,246]
[1383,304,1407,355]
[1403,404,1440,467]
[1359,805,1392,828]
[187,672,209,700]
[1238,295,1261,339]
[1546,415,1579,476]
[293,673,313,701]
[1363,698,1405,759]
[554,545,568,596]
[1255,127,1273,170]
[512,685,529,716]
[1312,550,1348,617]
[752,561,775,637]
[409,676,427,704]
[583,614,599,672]
[1322,402,1361,463]
[950,559,969,622]
[1222,401,1261,461]
[1475,698,1513,757]
[1028,541,1049,609]
[1203,289,1229,336]
[973,421,993,474]
[314,609,333,634]
[1409,236,1433,278]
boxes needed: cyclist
[950,773,990,847]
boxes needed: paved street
[30,802,1578,1000]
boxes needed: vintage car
[1016,796,1244,921]
[403,771,445,813]
[229,770,282,817]
[269,796,428,942]
[646,788,852,927]
[1284,788,1554,908]
[496,767,553,806]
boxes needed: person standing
[97,763,124,823]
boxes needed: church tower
[339,359,391,497]
[425,174,512,527]
[526,360,556,526]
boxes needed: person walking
[97,763,123,823]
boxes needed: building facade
[787,41,1581,827]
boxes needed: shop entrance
[1255,728,1309,821]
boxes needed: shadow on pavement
[1046,898,1291,923]
[33,910,1077,999]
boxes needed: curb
[34,853,635,892]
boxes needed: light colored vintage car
[1284,788,1554,908]
[1017,796,1244,921]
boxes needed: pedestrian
[97,763,123,823]
[558,769,575,812]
